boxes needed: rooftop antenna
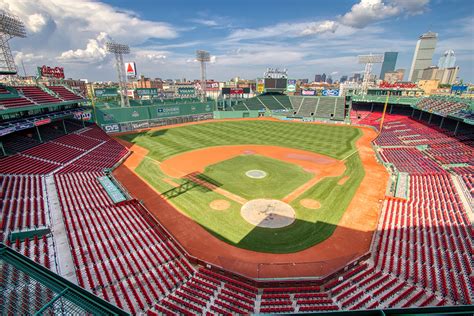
[106,41,130,107]
[358,54,384,95]
[0,10,27,75]
[196,50,210,102]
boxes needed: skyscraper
[379,52,398,80]
[314,74,322,82]
[408,31,438,82]
[321,73,327,83]
[438,50,456,69]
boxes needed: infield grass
[198,155,312,200]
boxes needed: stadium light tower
[358,54,384,95]
[196,50,211,101]
[0,10,27,75]
[106,41,130,107]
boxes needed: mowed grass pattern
[127,120,366,253]
[120,120,360,160]
[198,155,313,200]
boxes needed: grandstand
[228,94,348,121]
[1,75,473,315]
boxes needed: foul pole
[379,91,391,133]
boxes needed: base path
[113,121,388,279]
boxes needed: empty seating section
[297,97,317,116]
[48,86,84,101]
[242,97,265,110]
[22,142,84,164]
[0,97,35,108]
[380,148,445,174]
[16,86,62,104]
[55,173,193,314]
[57,139,128,173]
[1,175,54,270]
[375,175,473,305]
[257,95,287,111]
[287,96,345,120]
[274,95,292,109]
[1,134,41,154]
[0,125,128,175]
[0,155,60,174]
[0,84,82,108]
[416,96,471,116]
[289,96,304,111]
[0,175,46,240]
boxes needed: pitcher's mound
[210,199,230,211]
[245,170,267,179]
[241,199,295,228]
[300,199,321,209]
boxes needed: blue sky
[2,0,474,82]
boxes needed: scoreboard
[264,78,287,90]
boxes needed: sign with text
[178,87,195,95]
[125,62,137,77]
[38,65,65,79]
[287,79,296,92]
[94,88,118,97]
[302,90,316,96]
[136,88,158,97]
[322,89,339,96]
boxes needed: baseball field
[119,120,366,253]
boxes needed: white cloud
[191,19,219,27]
[58,32,109,63]
[0,0,178,44]
[14,51,44,64]
[27,13,47,33]
[301,21,338,35]
[340,0,430,28]
[134,50,168,63]
[340,0,400,28]
[228,20,339,41]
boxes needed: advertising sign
[103,124,120,133]
[38,65,65,79]
[136,88,158,97]
[178,87,195,95]
[125,62,137,77]
[157,106,180,117]
[302,90,316,96]
[94,88,118,97]
[131,121,150,130]
[34,118,51,126]
[74,110,92,121]
[0,127,16,136]
[230,88,244,95]
[451,85,468,94]
[257,78,265,93]
[287,79,296,92]
[322,89,340,96]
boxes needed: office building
[438,50,456,69]
[379,52,398,80]
[383,69,405,83]
[408,31,438,82]
[420,66,459,84]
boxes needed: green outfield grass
[198,155,312,200]
[120,120,360,160]
[128,120,366,253]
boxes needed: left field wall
[94,102,215,133]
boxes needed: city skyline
[2,0,473,82]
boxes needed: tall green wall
[95,101,214,125]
